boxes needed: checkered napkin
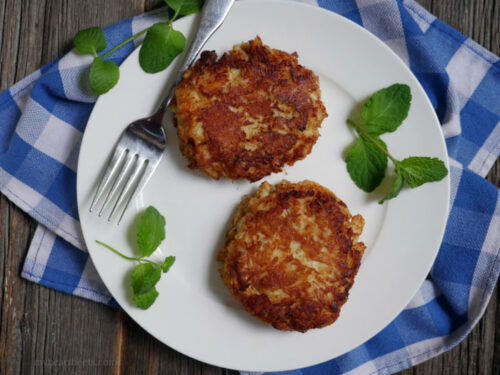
[0,0,499,373]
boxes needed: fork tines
[89,145,150,224]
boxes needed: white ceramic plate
[77,0,450,371]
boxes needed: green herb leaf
[89,57,119,95]
[379,167,404,204]
[74,27,106,55]
[346,135,388,192]
[137,206,166,257]
[139,23,186,74]
[398,157,448,188]
[133,287,159,309]
[362,84,411,135]
[130,263,162,295]
[161,256,176,273]
[166,0,203,15]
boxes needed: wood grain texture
[0,0,498,374]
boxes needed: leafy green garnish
[398,157,449,188]
[379,167,404,204]
[137,206,166,257]
[346,84,448,203]
[74,1,203,95]
[361,84,411,135]
[346,135,388,192]
[96,206,175,310]
[89,57,120,95]
[74,27,106,55]
[133,287,159,310]
[131,263,162,295]
[139,23,186,73]
[166,0,203,16]
[161,256,176,273]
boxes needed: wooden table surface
[0,0,498,374]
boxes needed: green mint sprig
[73,0,203,95]
[346,84,448,204]
[96,206,175,309]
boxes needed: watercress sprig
[345,84,448,203]
[96,206,175,309]
[74,0,203,95]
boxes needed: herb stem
[101,28,150,59]
[139,258,158,266]
[96,240,161,267]
[347,119,399,164]
[96,240,141,261]
[168,5,182,25]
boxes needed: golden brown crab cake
[217,180,365,332]
[170,36,328,182]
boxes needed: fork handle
[153,0,235,119]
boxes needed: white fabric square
[468,120,500,176]
[5,175,44,211]
[34,114,82,170]
[446,42,492,110]
[58,51,93,70]
[24,226,56,281]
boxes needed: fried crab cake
[217,180,365,332]
[170,37,328,182]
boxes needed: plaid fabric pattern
[0,0,498,373]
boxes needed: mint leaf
[398,157,448,188]
[137,206,166,257]
[161,256,176,273]
[133,287,159,309]
[362,84,411,135]
[130,263,162,295]
[89,57,119,95]
[139,23,186,73]
[379,168,404,204]
[346,135,388,192]
[166,0,203,15]
[74,27,106,55]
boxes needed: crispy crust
[170,37,328,182]
[218,180,366,332]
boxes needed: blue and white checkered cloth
[0,0,499,373]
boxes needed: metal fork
[89,0,235,224]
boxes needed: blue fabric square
[45,165,78,218]
[433,243,479,285]
[453,168,498,213]
[445,207,492,250]
[0,134,35,176]
[461,100,499,154]
[317,0,363,25]
[365,322,406,358]
[427,295,466,334]
[414,72,449,122]
[396,1,425,38]
[406,25,465,73]
[469,63,500,116]
[0,94,21,153]
[50,101,93,132]
[16,146,64,196]
[42,236,89,292]
[30,73,65,114]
